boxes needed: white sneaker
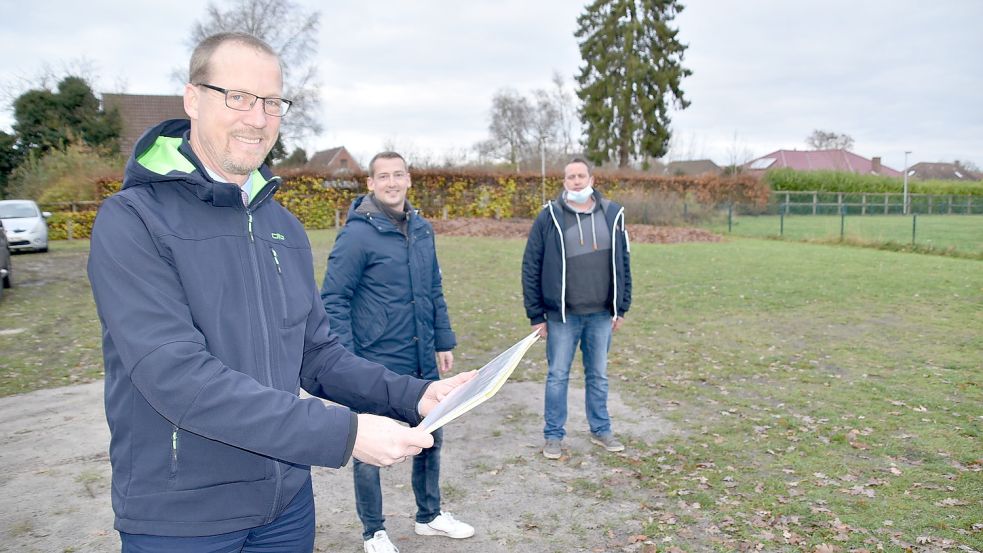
[364,530,399,553]
[414,511,475,539]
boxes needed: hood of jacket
[124,118,279,208]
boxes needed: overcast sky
[2,0,981,172]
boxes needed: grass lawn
[707,214,983,258]
[2,231,980,551]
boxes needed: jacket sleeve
[431,247,456,352]
[88,196,364,470]
[319,224,365,352]
[521,210,548,324]
[618,218,632,316]
[302,286,429,425]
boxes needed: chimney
[871,156,882,174]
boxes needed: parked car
[0,199,50,253]
[0,218,11,298]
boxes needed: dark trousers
[120,477,315,553]
[353,428,443,540]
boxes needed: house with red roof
[306,146,361,175]
[743,149,901,177]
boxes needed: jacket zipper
[547,202,567,323]
[169,426,179,480]
[245,207,282,523]
[271,247,288,325]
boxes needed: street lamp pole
[541,138,547,205]
[902,150,912,215]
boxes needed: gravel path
[0,378,672,552]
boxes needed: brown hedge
[46,170,768,239]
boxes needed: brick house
[101,94,187,157]
[305,146,361,175]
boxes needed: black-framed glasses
[195,83,292,117]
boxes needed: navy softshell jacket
[88,119,430,537]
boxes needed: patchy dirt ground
[0,219,699,552]
[431,218,722,244]
[0,377,672,553]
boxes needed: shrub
[39,169,770,239]
[764,168,983,196]
[6,143,123,202]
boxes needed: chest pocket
[267,244,312,328]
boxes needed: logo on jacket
[271,232,285,241]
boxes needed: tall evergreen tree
[575,0,691,168]
[12,76,120,155]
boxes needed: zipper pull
[248,212,254,242]
[271,248,282,273]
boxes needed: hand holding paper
[353,414,433,467]
[418,370,478,417]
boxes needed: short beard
[222,155,264,176]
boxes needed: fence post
[948,195,953,214]
[837,192,843,215]
[780,207,784,236]
[883,193,889,215]
[728,203,733,233]
[812,192,818,215]
[334,209,340,228]
[968,196,973,215]
[861,193,867,216]
[912,214,917,245]
[927,195,933,215]
[840,205,845,240]
[442,205,449,220]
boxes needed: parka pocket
[352,297,388,348]
[270,246,308,328]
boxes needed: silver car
[0,217,11,297]
[0,199,50,253]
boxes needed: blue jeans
[353,428,443,540]
[120,476,314,553]
[544,311,614,441]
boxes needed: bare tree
[806,129,855,151]
[724,131,754,175]
[529,88,560,156]
[484,89,533,171]
[188,0,322,141]
[549,72,577,156]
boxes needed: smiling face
[563,161,594,194]
[184,41,282,184]
[367,156,411,210]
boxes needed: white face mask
[566,186,594,204]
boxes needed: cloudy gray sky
[2,0,981,172]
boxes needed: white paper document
[418,330,540,433]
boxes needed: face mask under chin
[566,186,594,203]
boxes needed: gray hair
[368,151,407,177]
[189,32,279,84]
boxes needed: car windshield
[0,204,39,218]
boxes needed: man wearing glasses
[321,152,475,553]
[88,33,473,552]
